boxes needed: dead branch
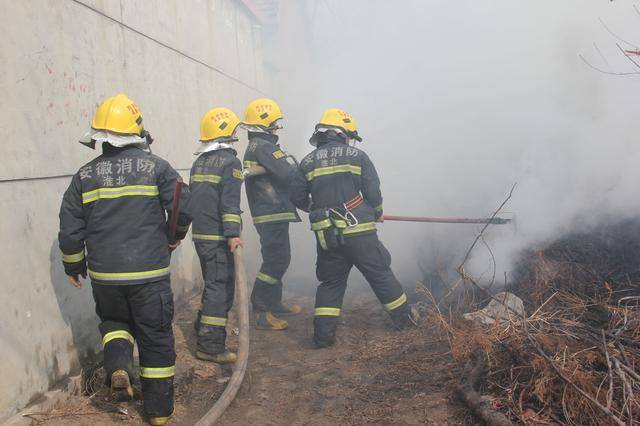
[579,53,640,76]
[455,350,515,426]
[458,183,516,272]
[601,330,614,410]
[616,43,640,70]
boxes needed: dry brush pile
[422,219,640,425]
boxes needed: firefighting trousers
[250,222,291,312]
[195,241,235,354]
[91,279,175,418]
[313,232,409,343]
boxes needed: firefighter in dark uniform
[290,108,413,348]
[58,94,191,426]
[190,107,244,364]
[241,98,302,330]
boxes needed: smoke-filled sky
[271,0,640,288]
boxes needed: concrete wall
[0,0,274,421]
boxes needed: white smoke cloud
[273,0,640,289]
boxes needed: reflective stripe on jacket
[58,145,192,284]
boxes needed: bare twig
[594,42,611,68]
[579,54,640,76]
[616,43,640,71]
[480,236,497,291]
[458,183,517,271]
[616,358,640,382]
[602,330,614,409]
[528,292,558,319]
[613,358,635,422]
[599,18,639,49]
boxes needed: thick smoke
[271,0,640,289]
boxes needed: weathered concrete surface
[0,0,272,421]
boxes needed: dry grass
[421,221,640,425]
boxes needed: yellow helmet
[242,98,283,130]
[200,107,241,142]
[92,93,143,135]
[313,108,362,142]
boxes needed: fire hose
[382,215,511,225]
[195,245,249,426]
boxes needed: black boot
[197,323,227,354]
[141,377,174,422]
[313,316,338,348]
[389,303,418,330]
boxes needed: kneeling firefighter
[58,94,192,425]
[241,98,302,330]
[290,108,414,348]
[190,107,244,363]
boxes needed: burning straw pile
[423,219,640,425]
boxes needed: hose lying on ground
[195,246,250,426]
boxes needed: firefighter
[290,108,414,348]
[58,94,191,425]
[190,107,244,363]
[241,98,302,330]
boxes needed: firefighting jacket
[58,144,192,285]
[290,133,383,237]
[189,148,243,242]
[243,132,300,225]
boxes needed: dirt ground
[23,283,465,425]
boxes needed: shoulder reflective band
[222,213,242,223]
[82,185,159,204]
[200,315,228,327]
[310,218,332,231]
[62,250,85,263]
[257,272,278,285]
[341,222,376,235]
[314,307,341,316]
[385,293,407,311]
[252,212,298,224]
[190,174,221,184]
[305,164,361,181]
[88,266,170,281]
[316,230,328,250]
[374,204,384,212]
[192,233,225,241]
[102,330,134,347]
[140,365,175,379]
[243,160,259,168]
[232,169,244,180]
